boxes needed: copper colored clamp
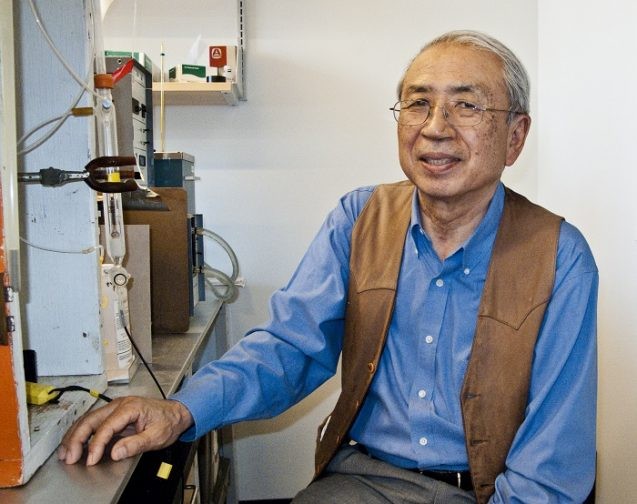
[84,156,138,193]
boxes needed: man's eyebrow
[450,84,483,94]
[404,84,433,95]
[404,83,488,95]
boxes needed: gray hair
[397,30,530,118]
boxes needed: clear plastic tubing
[95,82,126,264]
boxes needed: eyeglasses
[390,99,522,127]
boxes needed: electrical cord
[49,385,112,403]
[26,381,112,406]
[123,324,167,400]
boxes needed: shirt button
[419,437,428,446]
[425,335,434,344]
[418,389,427,398]
[464,268,471,275]
[435,278,444,287]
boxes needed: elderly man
[59,31,597,503]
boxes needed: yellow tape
[71,107,94,116]
[107,172,121,183]
[25,382,56,405]
[156,462,173,480]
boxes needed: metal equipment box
[154,151,197,215]
[105,57,154,185]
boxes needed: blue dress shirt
[172,182,598,503]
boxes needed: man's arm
[58,187,374,464]
[168,189,374,440]
[490,224,598,503]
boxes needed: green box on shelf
[169,64,207,82]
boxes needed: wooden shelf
[152,81,241,106]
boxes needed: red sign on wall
[209,46,227,68]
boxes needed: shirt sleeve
[171,187,374,440]
[489,222,598,503]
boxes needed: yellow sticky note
[156,462,173,480]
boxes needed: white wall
[102,0,544,500]
[537,2,637,502]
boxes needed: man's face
[398,43,529,207]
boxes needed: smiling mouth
[423,157,458,166]
[419,154,461,169]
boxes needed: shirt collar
[409,183,505,271]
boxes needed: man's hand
[57,396,194,466]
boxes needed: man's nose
[420,103,452,138]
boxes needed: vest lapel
[314,181,413,474]
[461,188,562,503]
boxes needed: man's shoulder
[511,189,598,281]
[497,187,597,287]
[555,220,598,283]
[337,185,375,220]
[339,180,413,219]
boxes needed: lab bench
[0,298,228,504]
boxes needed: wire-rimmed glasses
[390,99,521,127]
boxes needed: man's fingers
[108,406,188,461]
[109,429,155,462]
[60,397,145,465]
[58,401,120,464]
[84,403,147,465]
[58,397,194,466]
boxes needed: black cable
[123,325,167,400]
[49,385,112,403]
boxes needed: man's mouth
[422,157,458,166]
[419,153,461,170]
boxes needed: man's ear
[505,114,531,166]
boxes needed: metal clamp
[19,156,139,193]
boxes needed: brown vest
[314,181,562,504]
